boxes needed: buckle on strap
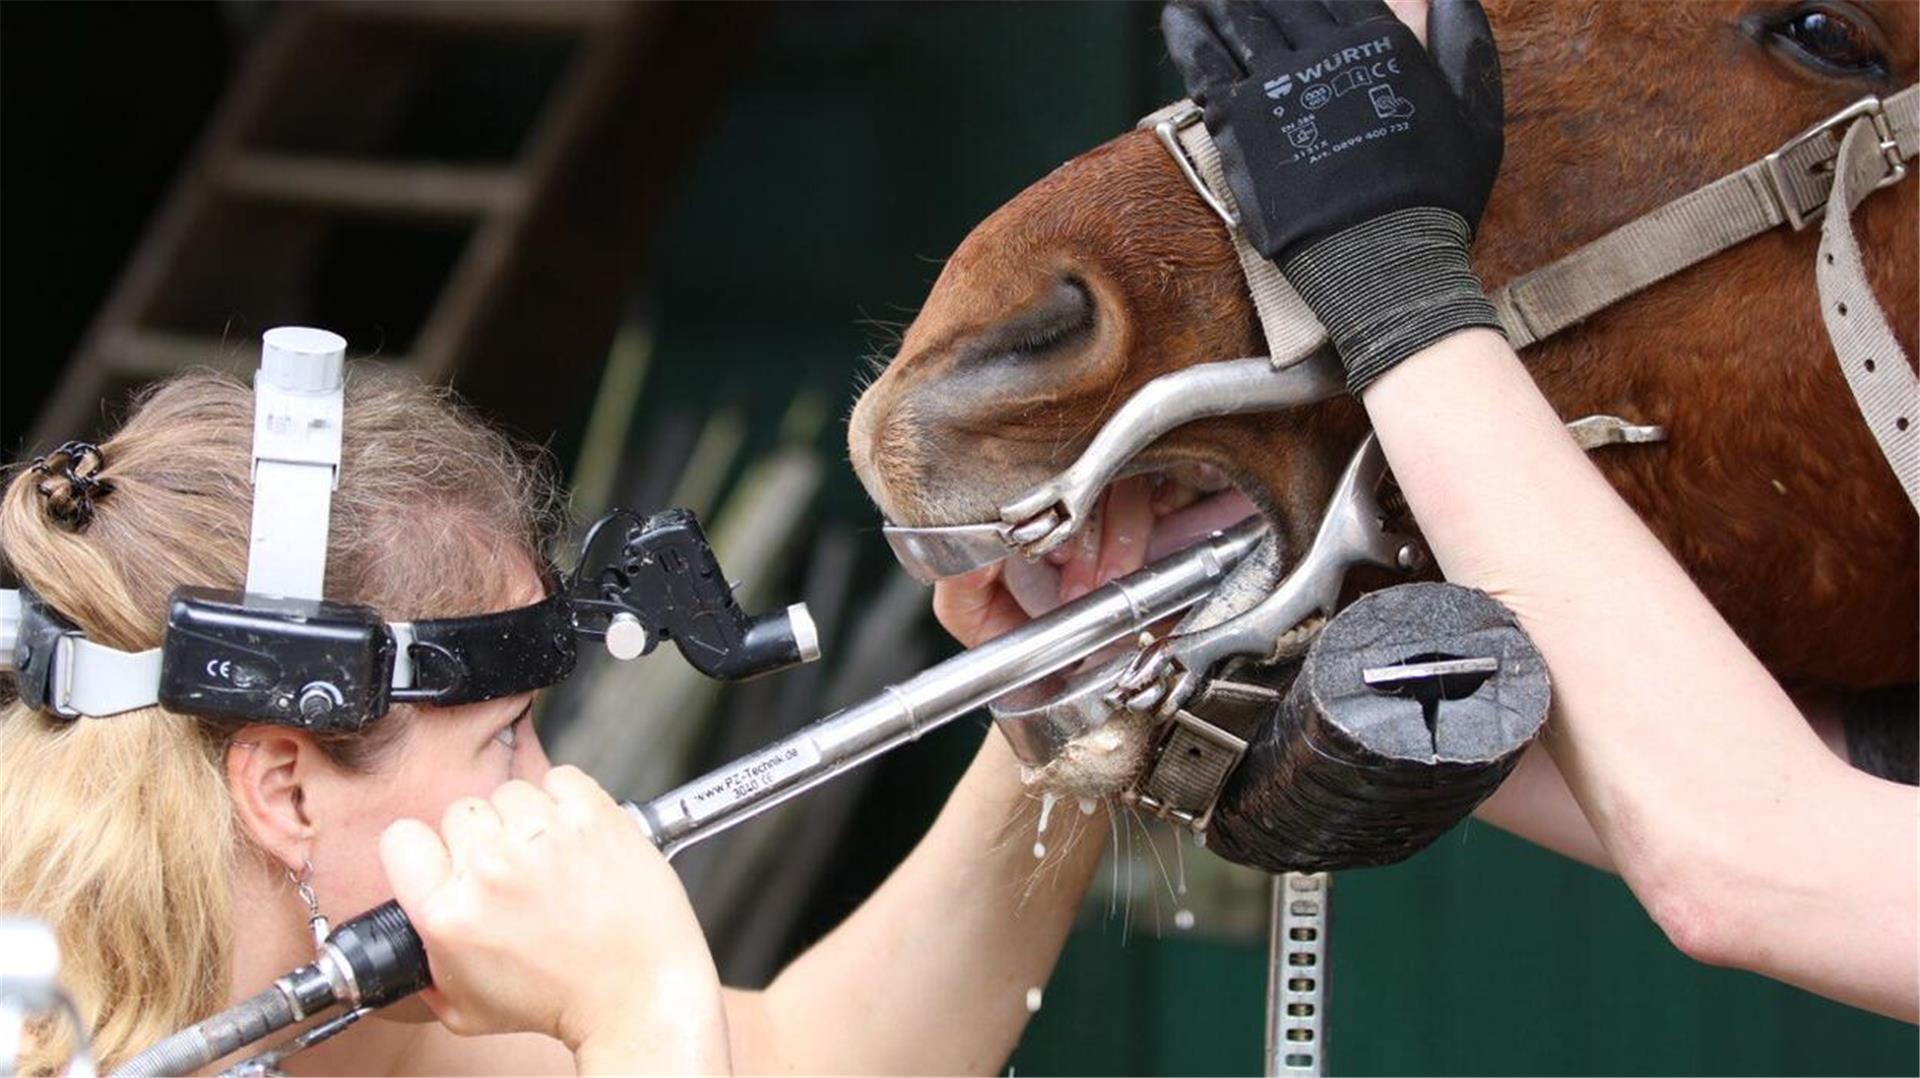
[1764,94,1907,231]
[1151,103,1241,232]
[1129,707,1250,833]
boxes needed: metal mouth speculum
[882,520,1028,584]
[881,351,1344,586]
[877,349,1665,770]
[878,353,1340,767]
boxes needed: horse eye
[1764,4,1889,78]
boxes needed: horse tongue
[1147,489,1259,561]
[1003,556,1064,619]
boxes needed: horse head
[851,0,1918,702]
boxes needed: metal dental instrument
[880,353,1342,583]
[1112,434,1419,717]
[997,353,1343,557]
[1567,414,1667,450]
[628,517,1265,854]
[115,520,1266,1078]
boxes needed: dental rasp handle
[112,903,426,1077]
[626,517,1267,857]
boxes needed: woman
[941,0,1916,1024]
[1,369,1100,1074]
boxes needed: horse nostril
[965,275,1097,367]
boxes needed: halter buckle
[1764,94,1905,231]
[1151,103,1242,232]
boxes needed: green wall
[640,3,1917,1074]
[1014,822,1915,1075]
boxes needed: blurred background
[3,3,1912,1075]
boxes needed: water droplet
[1174,908,1195,931]
[1025,986,1044,1013]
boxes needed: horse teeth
[1192,466,1231,493]
[1151,475,1202,515]
[1166,462,1231,494]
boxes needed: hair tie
[29,441,115,533]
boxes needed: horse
[848,0,1917,740]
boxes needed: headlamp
[1,328,819,729]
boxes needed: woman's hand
[1162,0,1505,393]
[931,564,1032,648]
[380,766,731,1075]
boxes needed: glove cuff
[1282,208,1505,394]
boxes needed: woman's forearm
[1362,328,1918,1019]
[727,728,1102,1074]
[1471,743,1613,872]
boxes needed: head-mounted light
[1,328,819,729]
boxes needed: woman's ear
[226,728,320,871]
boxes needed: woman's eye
[1765,5,1888,77]
[492,720,520,750]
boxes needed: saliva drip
[1033,792,1059,859]
[1172,826,1193,930]
[1174,826,1188,896]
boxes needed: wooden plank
[427,0,763,436]
[408,3,656,380]
[219,153,524,218]
[30,6,323,450]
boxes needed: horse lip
[882,520,1015,582]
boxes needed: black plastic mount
[567,507,811,682]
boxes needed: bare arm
[721,730,1102,1075]
[1363,327,1918,1020]
[1471,743,1613,872]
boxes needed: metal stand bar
[1265,871,1330,1076]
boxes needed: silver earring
[287,859,330,952]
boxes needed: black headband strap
[394,594,577,707]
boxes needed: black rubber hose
[110,985,294,1077]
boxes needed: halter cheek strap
[1816,99,1917,505]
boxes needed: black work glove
[1164,0,1506,392]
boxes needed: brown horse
[849,0,1918,716]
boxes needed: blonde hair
[0,368,560,1073]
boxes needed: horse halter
[1146,82,1920,508]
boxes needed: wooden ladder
[32,0,714,448]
